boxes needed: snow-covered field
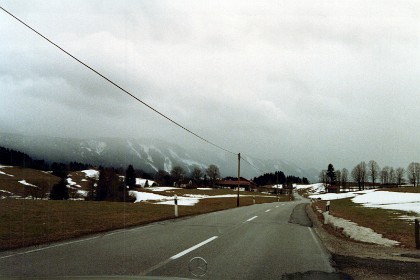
[352,191,420,214]
[129,191,251,206]
[309,188,420,216]
[129,191,199,206]
[309,189,376,201]
[296,183,325,194]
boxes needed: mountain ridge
[0,133,318,181]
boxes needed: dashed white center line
[244,216,258,223]
[275,206,279,208]
[265,209,271,212]
[170,236,218,260]
[142,236,218,275]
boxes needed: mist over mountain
[0,133,318,182]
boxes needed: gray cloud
[1,0,419,171]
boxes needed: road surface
[0,195,343,279]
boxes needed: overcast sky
[1,0,419,171]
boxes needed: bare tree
[380,166,390,185]
[360,161,367,190]
[389,167,396,185]
[171,166,186,187]
[319,170,327,187]
[407,162,420,187]
[368,160,380,188]
[206,164,220,188]
[352,162,367,191]
[395,167,405,187]
[86,177,96,201]
[191,166,203,187]
[341,168,349,189]
[336,170,342,189]
[155,169,170,186]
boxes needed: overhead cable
[0,5,237,156]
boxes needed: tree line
[320,161,420,191]
[153,164,221,188]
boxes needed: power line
[240,154,265,174]
[0,5,237,156]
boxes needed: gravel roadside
[306,204,420,279]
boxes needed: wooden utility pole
[276,172,279,202]
[415,219,420,249]
[237,153,240,207]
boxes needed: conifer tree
[326,164,337,185]
[49,178,69,200]
[125,165,136,189]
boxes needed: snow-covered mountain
[0,133,318,181]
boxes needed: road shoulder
[306,204,420,279]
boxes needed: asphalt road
[0,195,340,279]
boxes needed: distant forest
[253,171,309,186]
[0,146,92,173]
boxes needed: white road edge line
[0,236,99,259]
[244,216,258,223]
[170,236,218,260]
[0,224,159,260]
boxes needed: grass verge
[1,194,283,251]
[312,198,416,248]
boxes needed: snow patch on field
[156,198,199,206]
[147,187,180,192]
[0,189,13,194]
[77,190,88,197]
[0,170,14,177]
[67,178,76,185]
[0,166,14,177]
[129,191,170,203]
[18,180,37,187]
[82,169,99,179]
[323,212,399,246]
